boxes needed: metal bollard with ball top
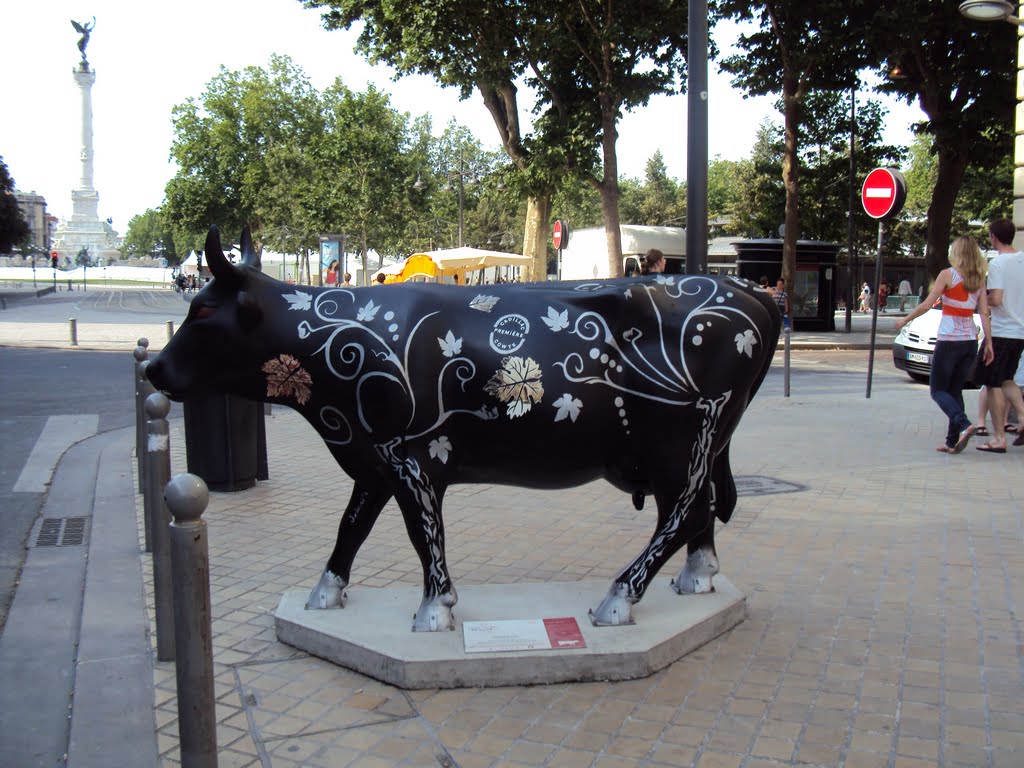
[164,473,218,767]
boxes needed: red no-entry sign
[553,220,569,250]
[861,167,907,220]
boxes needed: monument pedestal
[275,577,745,689]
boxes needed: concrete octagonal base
[274,578,745,689]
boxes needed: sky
[2,1,925,236]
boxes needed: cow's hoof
[411,589,458,632]
[305,570,348,609]
[670,547,719,595]
[589,583,636,626]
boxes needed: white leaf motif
[735,329,757,358]
[284,291,312,311]
[553,393,583,423]
[356,300,380,323]
[506,399,532,419]
[541,306,569,332]
[470,294,500,312]
[437,330,463,358]
[428,436,453,464]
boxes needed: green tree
[164,54,324,253]
[305,0,688,279]
[308,82,419,278]
[731,119,786,238]
[707,156,749,235]
[0,157,29,254]
[893,133,1012,260]
[871,0,1015,277]
[306,0,552,279]
[715,0,872,291]
[618,151,684,226]
[121,208,179,264]
[798,89,903,249]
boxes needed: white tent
[392,246,532,283]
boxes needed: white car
[891,303,983,383]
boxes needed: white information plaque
[463,617,586,654]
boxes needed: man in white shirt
[975,218,1024,452]
[898,277,913,312]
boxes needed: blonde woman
[896,236,993,453]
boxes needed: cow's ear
[205,225,240,286]
[237,290,263,332]
[240,225,262,272]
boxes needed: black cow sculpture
[147,226,780,632]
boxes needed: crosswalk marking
[13,415,99,492]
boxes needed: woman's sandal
[974,425,989,437]
[976,442,1007,454]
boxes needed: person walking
[878,279,890,313]
[898,276,913,312]
[896,236,992,453]
[859,282,871,313]
[974,218,1024,452]
[772,278,790,328]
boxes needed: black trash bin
[183,395,268,492]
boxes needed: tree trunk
[780,78,801,291]
[924,146,969,279]
[522,195,551,283]
[598,98,624,278]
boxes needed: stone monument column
[54,19,119,265]
[70,64,100,225]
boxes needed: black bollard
[137,360,157,510]
[165,474,218,768]
[145,392,175,661]
[133,343,150,505]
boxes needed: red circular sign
[553,220,566,250]
[861,168,906,220]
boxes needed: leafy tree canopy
[0,157,30,254]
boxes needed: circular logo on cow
[490,314,530,354]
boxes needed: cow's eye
[195,305,216,320]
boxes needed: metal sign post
[861,167,907,398]
[553,220,569,280]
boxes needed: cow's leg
[671,448,736,594]
[590,395,727,626]
[671,523,719,594]
[377,440,456,632]
[306,482,391,609]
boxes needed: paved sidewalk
[3,294,1023,767]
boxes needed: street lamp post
[845,84,857,333]
[959,0,1024,248]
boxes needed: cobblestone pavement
[140,371,1023,768]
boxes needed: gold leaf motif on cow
[262,354,313,405]
[485,356,544,419]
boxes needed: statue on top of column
[71,18,95,67]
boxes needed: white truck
[558,225,686,280]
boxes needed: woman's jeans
[930,339,977,446]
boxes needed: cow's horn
[240,225,262,271]
[204,225,236,282]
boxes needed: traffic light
[51,253,58,269]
